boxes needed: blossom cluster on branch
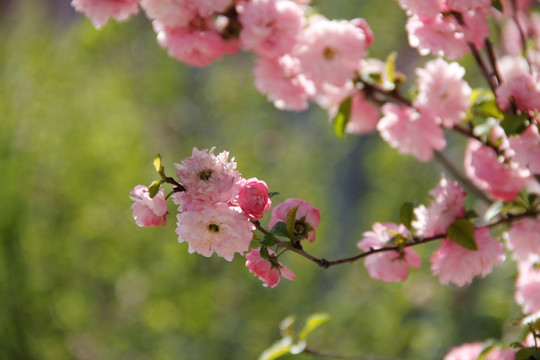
[73,0,540,358]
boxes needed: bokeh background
[0,1,524,359]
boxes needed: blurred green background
[0,1,523,359]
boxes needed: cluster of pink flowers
[130,148,320,288]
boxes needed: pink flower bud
[238,178,272,220]
[245,248,295,288]
[129,185,168,227]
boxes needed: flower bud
[238,178,272,220]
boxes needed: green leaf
[153,154,165,178]
[477,340,497,360]
[268,192,280,199]
[261,233,277,247]
[465,210,479,220]
[148,180,162,198]
[500,113,529,136]
[299,313,330,341]
[515,348,539,360]
[476,98,504,119]
[270,222,291,238]
[285,206,300,239]
[332,96,352,138]
[492,0,503,12]
[260,246,269,260]
[258,337,293,360]
[447,219,477,250]
[483,201,504,221]
[385,51,398,85]
[509,341,525,349]
[399,202,415,232]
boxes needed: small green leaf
[261,233,277,247]
[285,206,300,239]
[399,202,415,232]
[492,0,503,12]
[258,337,293,360]
[500,113,529,136]
[148,180,162,198]
[465,210,479,220]
[269,192,280,199]
[279,316,296,337]
[299,313,330,341]
[509,341,525,349]
[385,51,398,85]
[260,246,269,260]
[332,96,352,138]
[447,219,477,250]
[484,201,504,221]
[515,348,538,360]
[270,222,291,238]
[153,154,165,178]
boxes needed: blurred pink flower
[443,342,516,360]
[345,92,380,135]
[357,223,421,283]
[516,262,540,314]
[413,174,467,237]
[431,227,505,287]
[238,0,305,59]
[464,139,530,201]
[414,58,471,128]
[140,0,195,28]
[446,0,492,12]
[129,185,168,227]
[396,0,445,17]
[508,124,540,175]
[269,198,320,242]
[505,218,540,262]
[245,248,295,287]
[238,178,272,220]
[176,202,253,261]
[174,147,242,204]
[377,103,446,162]
[72,0,140,29]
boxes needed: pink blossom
[72,0,140,29]
[396,0,445,17]
[509,124,540,174]
[176,202,253,261]
[412,174,467,237]
[506,218,540,262]
[269,198,320,242]
[464,139,530,201]
[174,147,242,204]
[253,54,315,111]
[237,0,305,59]
[184,0,234,17]
[238,178,272,220]
[294,17,369,89]
[154,20,238,67]
[496,72,540,112]
[357,223,421,283]
[414,58,471,128]
[460,8,491,49]
[431,227,506,287]
[345,92,380,135]
[446,0,492,13]
[129,185,168,227]
[443,342,516,360]
[140,0,195,28]
[406,14,469,60]
[377,103,446,162]
[245,248,295,287]
[516,262,540,314]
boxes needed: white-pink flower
[464,138,530,201]
[414,58,471,128]
[72,0,140,29]
[516,262,540,314]
[431,227,506,287]
[446,0,492,12]
[443,342,516,360]
[176,202,253,261]
[506,218,540,262]
[129,185,168,227]
[412,175,467,237]
[406,14,469,60]
[237,0,305,59]
[174,147,242,204]
[294,17,369,89]
[245,248,296,287]
[377,103,446,162]
[396,0,445,17]
[237,178,272,220]
[508,124,540,175]
[141,0,196,28]
[253,54,315,111]
[345,92,380,135]
[269,198,320,242]
[357,223,421,283]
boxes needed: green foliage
[447,219,477,251]
[332,96,352,138]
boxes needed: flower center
[294,221,306,236]
[199,170,212,180]
[208,224,220,233]
[323,47,337,60]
